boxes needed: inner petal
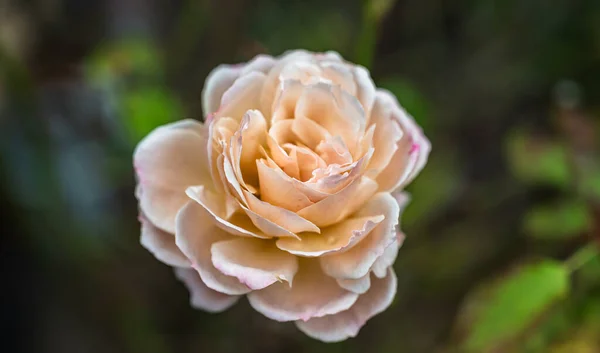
[283,144,327,181]
[315,135,353,165]
[294,83,365,153]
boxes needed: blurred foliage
[2,0,600,353]
[506,129,571,188]
[456,260,570,352]
[523,199,591,240]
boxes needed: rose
[134,50,430,342]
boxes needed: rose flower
[134,50,430,342]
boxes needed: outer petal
[353,65,376,120]
[211,238,298,290]
[296,269,397,342]
[367,94,403,176]
[134,119,211,233]
[319,50,344,62]
[372,234,404,278]
[261,50,313,117]
[320,61,357,95]
[371,191,410,278]
[217,71,266,122]
[247,260,359,322]
[297,177,379,227]
[336,274,371,295]
[202,65,241,116]
[175,201,251,295]
[375,90,431,191]
[240,54,276,76]
[140,215,189,267]
[174,268,240,313]
[320,192,400,280]
[137,186,194,235]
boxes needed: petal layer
[175,201,251,295]
[296,269,397,342]
[247,260,358,322]
[211,237,298,290]
[174,268,240,313]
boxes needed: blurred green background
[2,0,600,352]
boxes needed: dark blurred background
[2,0,600,352]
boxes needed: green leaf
[523,199,591,239]
[506,129,571,188]
[461,260,570,352]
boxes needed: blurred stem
[565,243,599,273]
[354,0,377,69]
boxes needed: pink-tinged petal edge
[174,268,240,313]
[296,268,397,342]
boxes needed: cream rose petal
[260,51,314,117]
[247,260,359,322]
[211,238,298,290]
[291,111,332,150]
[375,137,417,192]
[297,176,378,227]
[230,110,268,189]
[353,65,376,120]
[264,137,301,180]
[139,215,189,267]
[276,214,384,257]
[315,135,353,165]
[137,187,194,235]
[375,90,431,191]
[336,274,371,295]
[319,50,344,62]
[174,268,240,313]
[240,54,277,76]
[296,269,397,342]
[175,201,251,295]
[217,71,266,121]
[295,82,365,152]
[256,160,313,212]
[367,95,404,176]
[371,191,409,278]
[319,61,357,95]
[202,65,241,116]
[271,79,308,123]
[268,119,296,145]
[261,154,330,203]
[186,185,271,239]
[320,192,400,280]
[134,119,211,233]
[242,190,320,237]
[372,235,404,278]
